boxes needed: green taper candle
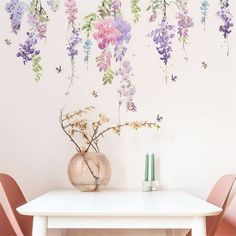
[151,153,155,181]
[145,154,149,181]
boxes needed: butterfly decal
[4,39,11,45]
[156,114,163,122]
[56,65,62,73]
[201,61,208,69]
[92,90,98,98]
[171,74,177,82]
[184,56,188,62]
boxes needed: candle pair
[144,153,156,182]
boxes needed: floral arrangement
[59,106,160,153]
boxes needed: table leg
[32,216,48,236]
[191,216,206,236]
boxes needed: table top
[17,190,222,217]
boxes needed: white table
[17,190,221,236]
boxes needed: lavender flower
[5,0,27,34]
[117,60,136,112]
[217,1,233,39]
[176,10,193,48]
[200,0,209,29]
[114,45,127,62]
[67,28,82,61]
[113,16,131,45]
[28,13,47,39]
[148,19,175,65]
[17,32,40,64]
[112,16,131,61]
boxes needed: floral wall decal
[3,0,235,112]
[81,0,136,118]
[1,0,236,215]
[65,0,81,93]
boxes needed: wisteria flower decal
[200,0,209,30]
[175,0,193,52]
[147,0,175,82]
[65,0,82,91]
[116,60,136,114]
[6,0,49,81]
[217,0,233,56]
[148,18,175,81]
[5,0,27,34]
[82,0,136,121]
[92,1,132,85]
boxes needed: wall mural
[4,0,234,120]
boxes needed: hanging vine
[217,0,233,56]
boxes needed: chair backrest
[214,195,236,236]
[0,173,32,236]
[206,174,236,236]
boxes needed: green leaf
[82,12,98,37]
[131,0,141,23]
[32,56,42,81]
[102,69,114,85]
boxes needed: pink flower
[65,0,78,24]
[27,13,46,39]
[93,18,119,49]
[97,50,112,72]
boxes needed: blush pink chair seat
[214,195,236,236]
[0,173,32,236]
[186,174,236,236]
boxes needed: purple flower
[17,32,40,64]
[176,10,193,46]
[217,1,233,39]
[27,13,47,39]
[113,16,131,45]
[148,19,175,65]
[67,28,82,61]
[112,16,131,61]
[5,0,27,34]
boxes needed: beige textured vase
[67,152,111,192]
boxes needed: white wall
[1,1,236,235]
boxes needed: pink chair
[214,194,236,236]
[0,173,32,236]
[186,174,236,236]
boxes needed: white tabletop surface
[17,190,221,217]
